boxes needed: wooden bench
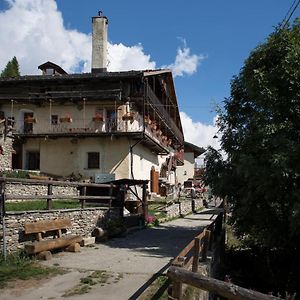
[24,218,82,255]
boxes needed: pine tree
[1,56,20,78]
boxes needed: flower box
[93,115,104,122]
[59,116,72,123]
[144,116,152,125]
[156,129,162,136]
[150,122,157,130]
[122,112,134,121]
[24,117,36,123]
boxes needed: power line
[280,0,300,29]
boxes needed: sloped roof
[184,141,206,158]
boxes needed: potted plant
[59,114,72,123]
[93,113,104,122]
[144,115,152,125]
[122,112,134,121]
[24,116,36,123]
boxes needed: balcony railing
[15,115,144,135]
[146,85,183,144]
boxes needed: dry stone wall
[164,198,203,219]
[0,208,109,252]
[0,137,13,171]
[5,183,79,198]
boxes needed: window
[27,151,40,170]
[45,68,54,75]
[87,152,100,169]
[51,115,58,125]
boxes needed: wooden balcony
[146,85,183,145]
[12,114,170,153]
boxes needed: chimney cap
[92,11,108,23]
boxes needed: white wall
[177,152,195,184]
[23,136,130,179]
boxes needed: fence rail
[168,210,223,299]
[168,266,281,300]
[0,177,118,213]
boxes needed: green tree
[204,20,300,251]
[1,56,20,78]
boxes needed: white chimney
[92,11,108,73]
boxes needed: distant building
[177,141,205,184]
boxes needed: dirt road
[1,209,221,300]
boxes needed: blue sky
[54,0,292,122]
[0,0,298,148]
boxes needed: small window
[27,151,40,170]
[45,68,54,75]
[87,152,100,169]
[51,115,58,125]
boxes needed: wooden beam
[24,218,71,234]
[25,235,82,254]
[167,267,281,300]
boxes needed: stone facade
[0,137,13,171]
[5,183,79,198]
[164,198,203,219]
[0,208,109,252]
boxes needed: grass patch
[0,252,65,289]
[139,275,169,300]
[62,270,120,297]
[225,223,243,249]
[6,200,81,211]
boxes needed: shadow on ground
[102,209,221,259]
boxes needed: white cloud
[0,0,202,77]
[164,45,206,77]
[180,112,222,166]
[107,43,156,72]
[180,111,221,149]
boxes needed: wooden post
[170,281,182,300]
[168,266,281,300]
[201,230,210,261]
[109,183,113,208]
[80,186,86,209]
[0,180,7,260]
[192,237,200,272]
[47,184,53,210]
[142,182,148,221]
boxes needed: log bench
[24,218,83,255]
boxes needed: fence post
[201,229,210,261]
[47,184,53,210]
[192,237,200,272]
[109,183,113,208]
[0,180,7,260]
[80,186,86,209]
[169,281,182,300]
[142,182,148,221]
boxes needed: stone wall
[0,137,12,171]
[0,208,110,252]
[164,198,203,219]
[5,183,79,198]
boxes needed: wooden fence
[168,266,281,300]
[167,209,281,300]
[0,177,117,211]
[168,210,224,299]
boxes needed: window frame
[87,152,100,169]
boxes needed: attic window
[45,68,55,75]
